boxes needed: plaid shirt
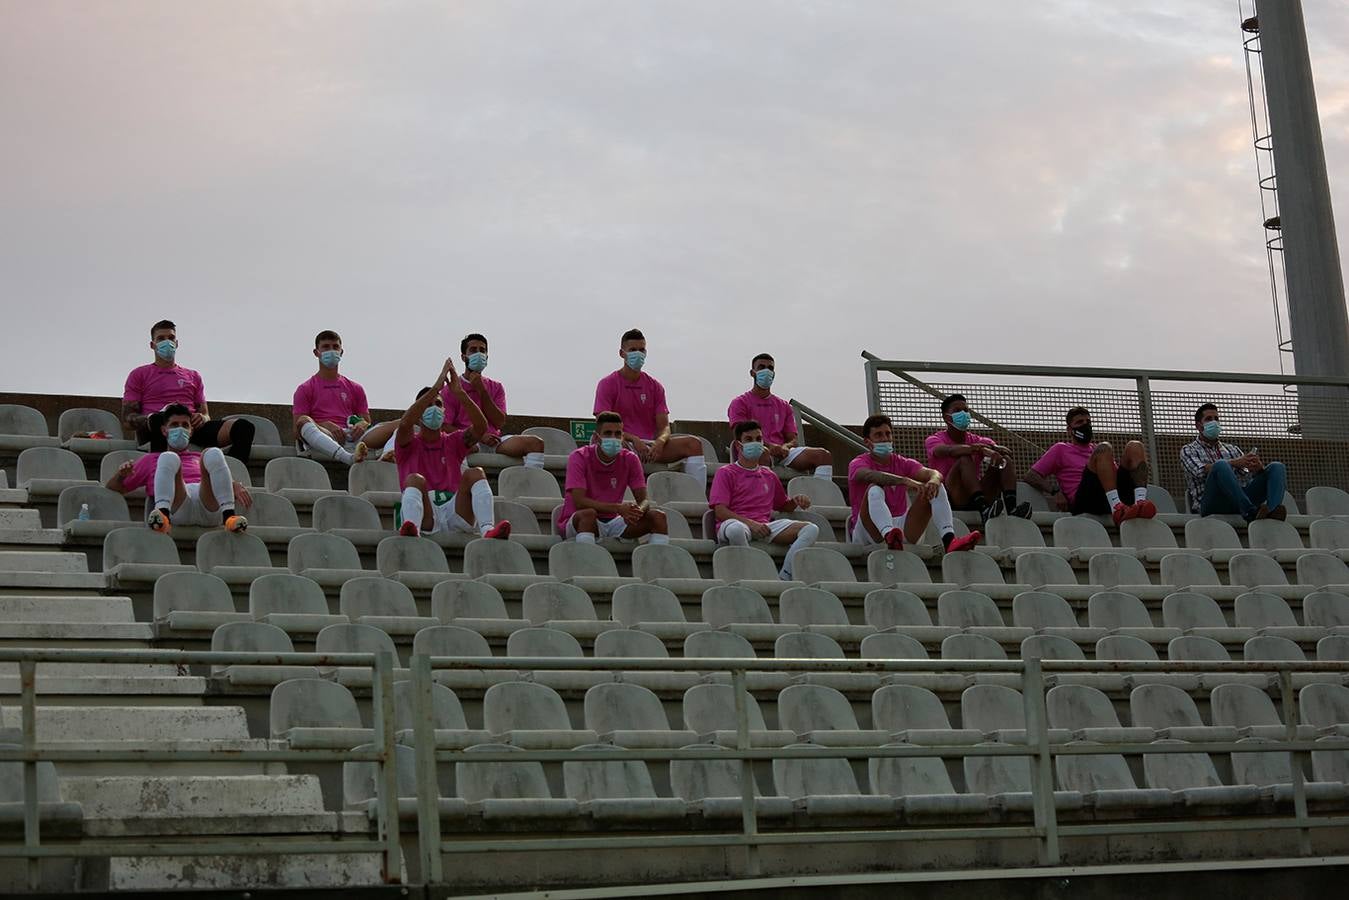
[1179,437,1248,513]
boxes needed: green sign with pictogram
[568,420,596,444]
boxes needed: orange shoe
[946,531,982,553]
[483,520,512,540]
[147,508,172,535]
[1132,499,1157,519]
[884,529,905,551]
[399,520,419,537]
[223,514,248,533]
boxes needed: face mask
[1203,420,1222,440]
[1072,424,1093,443]
[599,437,623,457]
[155,339,176,361]
[625,350,646,371]
[166,426,190,450]
[466,352,488,372]
[871,441,893,458]
[421,406,445,430]
[950,410,971,431]
[754,369,775,390]
[740,441,765,461]
[319,350,341,369]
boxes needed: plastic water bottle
[78,503,91,521]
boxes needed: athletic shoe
[483,520,512,540]
[1009,501,1034,519]
[884,529,905,551]
[1111,502,1135,525]
[1132,499,1157,519]
[398,520,419,537]
[223,514,248,533]
[147,508,172,535]
[946,530,982,553]
[352,442,369,464]
[980,496,1002,526]
[1268,504,1287,521]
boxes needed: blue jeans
[1199,459,1286,519]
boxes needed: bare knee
[524,436,546,455]
[803,448,831,467]
[649,509,668,534]
[1090,443,1115,467]
[574,508,599,528]
[405,473,427,491]
[461,467,486,486]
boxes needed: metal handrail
[860,354,1349,387]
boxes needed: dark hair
[314,330,341,347]
[1195,402,1218,425]
[461,333,488,354]
[1065,406,1090,425]
[150,319,176,337]
[415,385,437,401]
[733,420,762,440]
[941,393,966,414]
[161,403,191,421]
[595,411,623,429]
[861,414,892,439]
[620,328,645,345]
[751,353,774,368]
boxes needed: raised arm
[105,459,135,494]
[395,358,455,447]
[446,366,489,443]
[470,378,506,428]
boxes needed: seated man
[1181,402,1286,520]
[443,332,546,468]
[727,353,833,479]
[105,403,250,534]
[122,319,255,462]
[924,393,1031,523]
[709,420,817,581]
[394,358,510,540]
[849,414,981,552]
[594,328,708,492]
[291,330,376,466]
[555,412,669,543]
[1024,405,1156,523]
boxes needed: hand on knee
[722,520,750,545]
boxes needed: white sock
[648,533,670,545]
[781,522,820,579]
[814,464,833,481]
[1106,489,1122,508]
[683,455,708,491]
[931,484,956,539]
[524,452,546,469]
[200,447,235,512]
[1134,486,1147,503]
[300,421,354,465]
[400,487,424,533]
[470,479,495,535]
[866,485,893,538]
[720,520,751,546]
[153,451,181,513]
[575,531,597,544]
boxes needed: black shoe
[982,496,1005,524]
[1010,501,1033,519]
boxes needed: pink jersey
[555,444,647,532]
[1030,441,1101,503]
[593,370,669,441]
[441,376,505,437]
[847,452,926,530]
[122,363,207,416]
[396,429,472,493]
[292,374,369,427]
[727,390,797,446]
[709,462,789,524]
[923,429,996,480]
[120,451,203,502]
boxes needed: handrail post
[1021,658,1059,865]
[372,651,402,883]
[20,658,39,890]
[865,357,881,416]
[1279,669,1312,855]
[410,655,443,884]
[731,668,760,877]
[1136,376,1158,481]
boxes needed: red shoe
[399,520,419,537]
[1111,502,1136,525]
[884,529,905,551]
[946,530,982,553]
[1132,499,1157,519]
[483,520,512,540]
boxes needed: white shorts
[167,483,218,527]
[716,518,800,543]
[471,434,518,454]
[564,513,630,540]
[781,446,810,467]
[296,421,384,456]
[399,492,475,536]
[850,514,905,545]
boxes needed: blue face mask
[950,410,971,431]
[740,441,765,461]
[319,350,341,369]
[1202,420,1222,440]
[166,426,190,450]
[871,441,893,458]
[599,437,623,457]
[155,339,176,361]
[421,406,445,430]
[466,352,488,373]
[754,369,775,390]
[625,350,646,371]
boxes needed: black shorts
[1070,464,1137,515]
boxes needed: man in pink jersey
[442,333,546,469]
[848,414,981,552]
[104,403,251,534]
[121,319,256,462]
[394,357,510,540]
[593,328,708,493]
[291,330,380,467]
[556,411,669,543]
[924,393,1031,524]
[727,353,833,480]
[1025,405,1156,524]
[709,420,817,580]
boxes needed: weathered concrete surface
[0,551,87,573]
[0,705,247,741]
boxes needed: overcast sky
[3,1,1348,424]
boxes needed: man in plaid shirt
[1180,402,1286,519]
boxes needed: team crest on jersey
[340,392,348,402]
[176,378,190,388]
[640,393,647,404]
[609,477,618,489]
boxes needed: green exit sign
[568,420,596,444]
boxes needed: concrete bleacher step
[0,508,41,529]
[0,550,88,573]
[0,704,245,741]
